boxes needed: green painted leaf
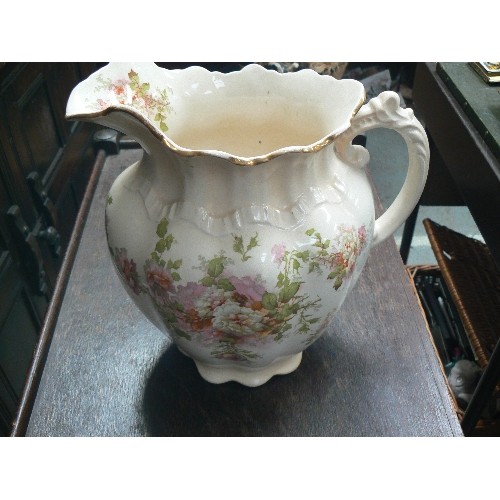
[172,272,181,281]
[276,271,284,288]
[201,276,215,286]
[262,292,278,310]
[305,228,315,236]
[282,303,300,317]
[217,278,235,292]
[156,218,169,238]
[233,235,244,254]
[155,239,167,253]
[308,262,320,274]
[168,259,182,270]
[165,234,174,250]
[279,281,300,303]
[207,258,224,278]
[296,250,309,262]
[248,233,259,249]
[160,122,168,132]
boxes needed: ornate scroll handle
[336,91,429,246]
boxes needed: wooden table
[16,147,462,437]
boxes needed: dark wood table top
[437,63,499,162]
[24,149,462,437]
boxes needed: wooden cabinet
[0,62,102,435]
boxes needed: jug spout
[66,63,175,154]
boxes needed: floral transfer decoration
[92,69,171,132]
[111,219,367,362]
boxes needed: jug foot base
[193,352,303,387]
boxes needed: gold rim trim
[67,94,366,167]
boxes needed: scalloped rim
[67,63,366,166]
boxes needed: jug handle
[336,91,429,246]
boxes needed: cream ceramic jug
[67,63,429,386]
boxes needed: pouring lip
[66,63,366,166]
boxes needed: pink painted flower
[175,281,207,311]
[97,98,108,110]
[114,248,142,295]
[358,225,367,248]
[228,275,266,306]
[144,260,175,305]
[174,283,226,335]
[271,243,286,264]
[111,79,128,96]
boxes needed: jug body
[105,144,374,385]
[67,63,429,386]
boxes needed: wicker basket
[407,220,500,435]
[423,218,500,371]
[406,266,462,410]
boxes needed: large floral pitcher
[67,63,429,386]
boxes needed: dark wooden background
[0,63,102,434]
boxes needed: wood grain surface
[25,149,462,436]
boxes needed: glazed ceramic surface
[67,63,429,386]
